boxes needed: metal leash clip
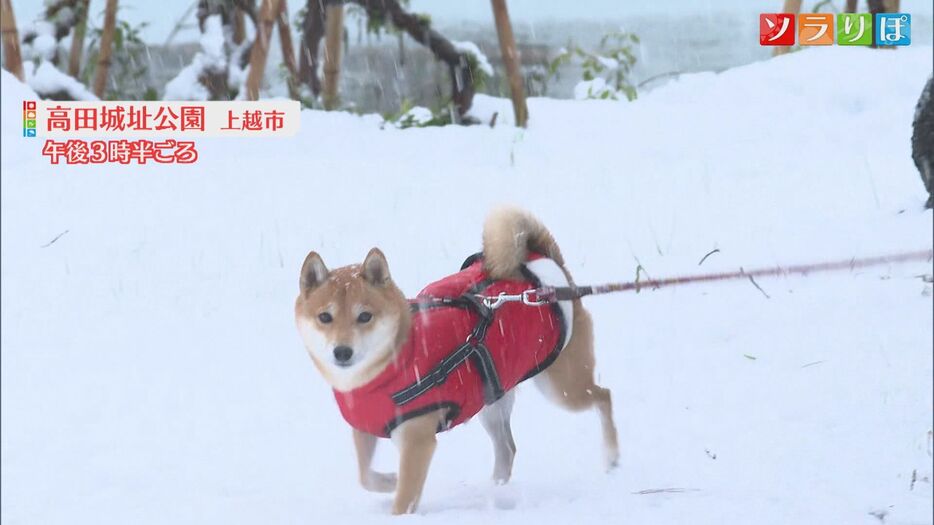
[520,289,550,306]
[476,289,550,310]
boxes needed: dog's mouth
[334,360,353,368]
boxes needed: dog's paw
[492,466,512,486]
[490,482,519,510]
[362,471,397,493]
[604,447,620,472]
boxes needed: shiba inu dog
[294,207,618,515]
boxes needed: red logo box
[760,13,796,46]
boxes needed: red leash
[528,249,933,303]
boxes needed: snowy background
[2,40,933,525]
[10,0,934,46]
[7,0,934,110]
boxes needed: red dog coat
[333,253,572,437]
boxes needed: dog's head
[294,248,411,392]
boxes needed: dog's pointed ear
[362,248,391,286]
[300,251,329,292]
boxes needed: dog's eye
[357,312,373,323]
[317,312,333,324]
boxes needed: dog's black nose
[333,346,353,363]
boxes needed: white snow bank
[199,15,227,69]
[2,46,932,525]
[164,15,228,100]
[164,59,211,100]
[25,60,98,101]
[573,77,613,100]
[467,93,516,126]
[397,105,434,127]
[1,70,40,167]
[22,21,58,62]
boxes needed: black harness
[393,291,505,407]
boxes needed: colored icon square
[876,13,911,46]
[799,14,834,45]
[760,13,796,46]
[24,128,36,137]
[26,119,36,128]
[26,110,36,119]
[837,13,872,45]
[23,101,36,110]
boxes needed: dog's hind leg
[479,389,517,484]
[353,429,397,493]
[589,385,620,469]
[534,302,620,470]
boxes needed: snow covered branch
[300,0,479,117]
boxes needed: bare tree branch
[300,0,477,116]
[355,0,475,116]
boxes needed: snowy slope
[2,46,932,525]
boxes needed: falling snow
[1,39,933,525]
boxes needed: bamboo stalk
[92,0,119,98]
[772,0,802,57]
[0,0,24,81]
[233,6,246,45]
[277,0,300,99]
[321,2,343,110]
[490,0,527,127]
[244,0,283,100]
[68,0,90,77]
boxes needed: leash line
[477,249,933,307]
[546,249,933,301]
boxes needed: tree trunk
[397,32,405,66]
[490,0,527,127]
[244,0,282,100]
[277,0,300,99]
[321,2,343,109]
[233,6,246,44]
[232,0,257,69]
[867,0,887,15]
[67,0,89,77]
[772,0,802,57]
[299,0,326,96]
[844,0,858,12]
[92,0,119,98]
[0,0,24,81]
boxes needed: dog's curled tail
[482,206,565,280]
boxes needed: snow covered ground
[2,45,932,524]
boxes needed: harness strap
[391,342,475,405]
[392,292,505,407]
[470,342,504,403]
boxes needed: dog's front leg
[389,412,441,515]
[353,429,397,493]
